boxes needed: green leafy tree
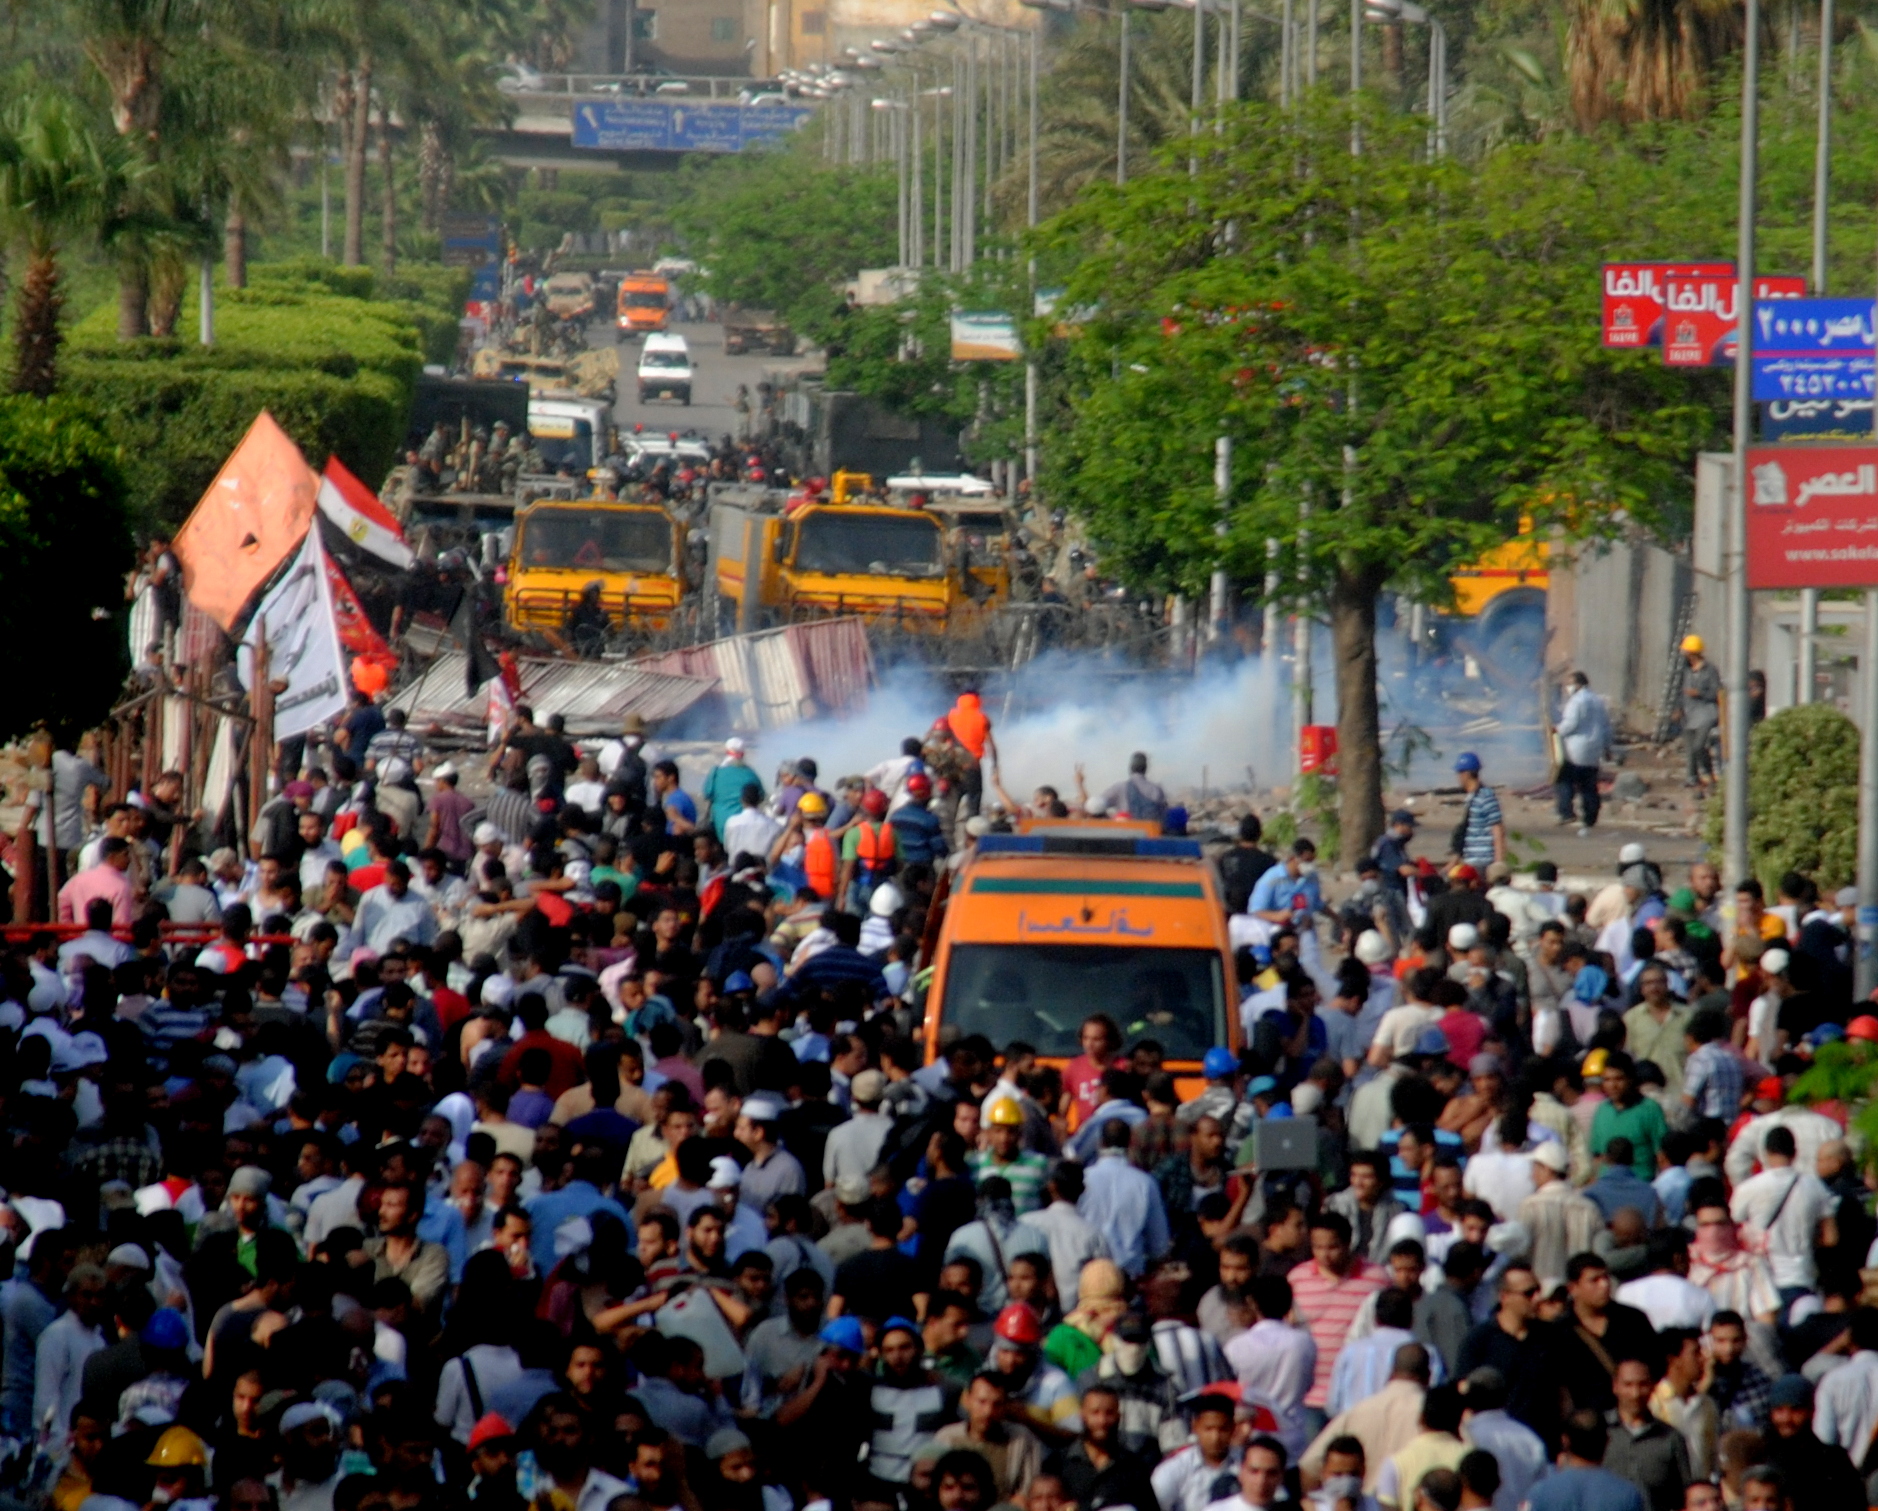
[0,395,134,739]
[673,151,898,331]
[1038,95,1719,866]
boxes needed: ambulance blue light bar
[975,833,1203,859]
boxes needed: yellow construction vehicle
[706,485,998,636]
[504,498,689,637]
[1433,524,1549,687]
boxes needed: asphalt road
[602,317,789,447]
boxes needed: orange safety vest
[853,820,897,874]
[804,827,838,897]
[947,695,990,760]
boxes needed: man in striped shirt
[138,963,213,1072]
[1451,753,1505,870]
[971,1099,1051,1214]
[1288,1210,1386,1433]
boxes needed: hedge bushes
[1706,702,1861,893]
[60,259,467,527]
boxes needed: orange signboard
[173,412,319,631]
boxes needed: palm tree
[1565,0,1740,129]
[0,92,121,396]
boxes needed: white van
[637,333,693,405]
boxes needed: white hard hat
[1618,842,1647,865]
[1447,923,1479,952]
[869,882,905,917]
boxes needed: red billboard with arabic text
[1746,444,1878,588]
[1663,273,1807,366]
[1602,263,1804,361]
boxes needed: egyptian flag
[318,456,414,570]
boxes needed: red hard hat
[1850,1015,1878,1043]
[906,772,933,799]
[861,789,890,818]
[994,1303,1043,1346]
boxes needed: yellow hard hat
[797,791,829,819]
[1582,1048,1609,1079]
[986,1097,1025,1127]
[146,1426,210,1469]
[1681,634,1705,654]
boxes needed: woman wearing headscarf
[1044,1258,1129,1377]
[436,1250,526,1446]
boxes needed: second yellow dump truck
[705,484,1000,636]
[504,498,689,638]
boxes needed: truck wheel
[1470,586,1547,692]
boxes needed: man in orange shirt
[945,690,996,827]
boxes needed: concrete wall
[1547,532,1872,736]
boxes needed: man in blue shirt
[887,773,948,866]
[1525,1410,1646,1511]
[525,1140,634,1267]
[1247,840,1324,924]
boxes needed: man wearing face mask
[268,1403,343,1511]
[1086,1311,1186,1459]
[1248,840,1327,934]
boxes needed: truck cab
[617,272,672,336]
[709,488,959,632]
[504,498,688,636]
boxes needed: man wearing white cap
[702,736,763,842]
[708,1154,769,1260]
[1515,1141,1601,1284]
[735,1097,806,1213]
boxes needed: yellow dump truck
[707,485,990,635]
[504,498,688,637]
[1441,527,1549,685]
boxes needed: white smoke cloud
[772,651,1295,801]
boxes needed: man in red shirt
[498,994,587,1098]
[1062,1014,1124,1132]
[1287,1210,1386,1429]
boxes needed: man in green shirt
[1589,1052,1668,1177]
[701,737,764,841]
[970,1098,1051,1214]
[1621,964,1692,1099]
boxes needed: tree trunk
[117,256,150,341]
[224,199,248,288]
[379,102,397,277]
[147,256,185,338]
[418,118,447,232]
[1330,560,1388,872]
[12,254,63,398]
[343,55,373,267]
[1381,21,1403,93]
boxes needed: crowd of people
[0,701,1872,1511]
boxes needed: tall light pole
[1723,0,1760,901]
[1800,0,1835,704]
[1364,0,1446,156]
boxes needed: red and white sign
[1665,274,1807,366]
[1745,444,1878,588]
[1602,263,1804,361]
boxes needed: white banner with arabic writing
[237,528,350,738]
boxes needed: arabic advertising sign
[1602,263,1805,361]
[571,100,815,153]
[1699,276,1807,366]
[1763,397,1877,442]
[950,312,1022,362]
[1751,298,1877,402]
[1745,444,1878,589]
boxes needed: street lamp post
[1724,0,1760,912]
[1363,0,1446,156]
[1800,0,1834,701]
